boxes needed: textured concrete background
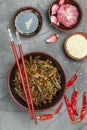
[0,0,87,130]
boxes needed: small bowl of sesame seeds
[64,32,87,60]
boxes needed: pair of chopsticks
[7,26,37,124]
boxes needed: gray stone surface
[0,0,87,130]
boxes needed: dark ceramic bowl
[8,52,66,111]
[13,7,42,37]
[48,0,82,31]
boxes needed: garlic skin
[50,15,59,25]
[57,4,79,27]
[46,34,59,43]
[51,4,59,15]
[59,0,65,6]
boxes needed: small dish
[64,32,87,60]
[48,0,82,31]
[8,52,66,111]
[13,7,42,37]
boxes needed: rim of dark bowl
[8,52,66,111]
[13,7,42,37]
[48,0,82,31]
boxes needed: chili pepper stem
[37,116,40,120]
[73,118,81,124]
[75,65,81,76]
[74,87,78,91]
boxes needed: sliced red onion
[51,4,59,15]
[46,34,59,43]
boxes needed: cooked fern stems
[13,56,62,106]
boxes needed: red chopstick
[16,31,37,124]
[7,26,37,124]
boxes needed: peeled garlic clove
[51,4,59,15]
[59,0,65,5]
[46,34,59,43]
[50,15,59,25]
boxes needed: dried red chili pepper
[64,94,76,122]
[53,102,63,115]
[80,91,87,119]
[74,91,87,123]
[37,102,63,120]
[71,87,78,116]
[37,114,53,120]
[66,66,81,88]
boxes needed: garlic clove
[51,4,59,15]
[46,34,59,43]
[50,15,59,25]
[59,0,65,6]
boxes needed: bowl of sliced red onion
[48,0,82,31]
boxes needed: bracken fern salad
[13,56,62,107]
